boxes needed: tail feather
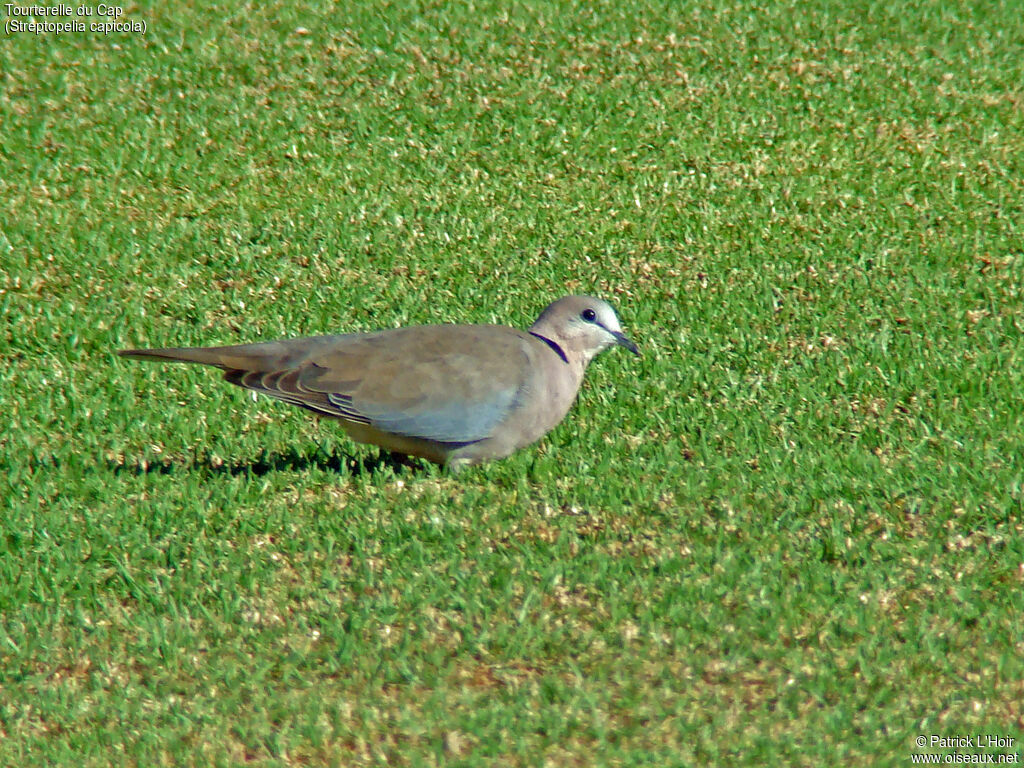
[117,337,328,371]
[118,346,237,368]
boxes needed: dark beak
[612,331,640,357]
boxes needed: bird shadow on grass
[107,445,426,479]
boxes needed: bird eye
[581,308,597,322]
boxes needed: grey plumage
[118,295,638,468]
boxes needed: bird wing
[226,325,531,445]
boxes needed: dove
[118,295,638,468]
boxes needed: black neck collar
[529,332,569,364]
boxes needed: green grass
[2,0,1023,764]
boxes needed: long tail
[117,337,335,372]
[118,346,238,367]
[117,341,306,372]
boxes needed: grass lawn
[2,0,1023,764]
